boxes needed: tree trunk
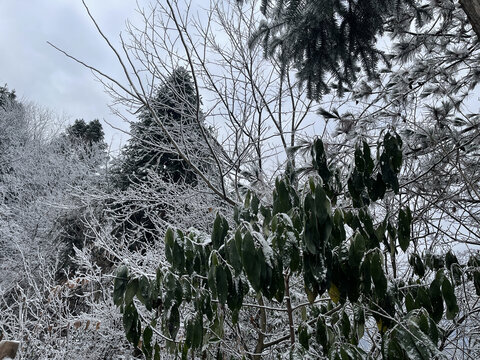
[460,0,480,39]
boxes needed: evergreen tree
[250,0,423,99]
[0,85,18,110]
[66,118,105,146]
[115,67,205,190]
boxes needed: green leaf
[405,292,416,312]
[363,140,374,175]
[207,265,217,299]
[415,287,432,314]
[348,232,365,269]
[165,228,175,264]
[123,302,140,346]
[212,213,228,250]
[341,311,351,339]
[185,316,194,349]
[167,304,180,339]
[242,232,261,291]
[409,254,425,278]
[154,342,160,360]
[398,207,412,252]
[142,326,153,360]
[125,278,139,305]
[251,193,260,214]
[312,138,331,183]
[371,250,387,298]
[172,239,185,273]
[228,236,243,276]
[353,306,365,341]
[273,178,292,215]
[299,323,309,350]
[215,264,229,305]
[394,325,423,359]
[192,314,203,349]
[331,208,346,247]
[368,173,386,201]
[442,276,459,319]
[316,317,329,352]
[164,273,183,310]
[474,271,480,296]
[380,132,402,194]
[445,251,458,270]
[360,255,372,295]
[184,237,195,275]
[303,193,318,254]
[429,276,444,322]
[136,275,150,306]
[113,265,129,306]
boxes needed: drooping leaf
[298,323,309,350]
[167,304,180,339]
[125,278,139,305]
[142,326,153,360]
[241,232,261,291]
[429,276,444,323]
[371,250,387,298]
[273,178,292,215]
[165,228,175,264]
[113,265,129,306]
[442,276,459,320]
[123,302,140,346]
[215,264,229,305]
[398,207,412,252]
[212,213,229,250]
[348,232,365,269]
[316,317,329,352]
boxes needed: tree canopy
[115,67,206,190]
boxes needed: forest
[1,0,480,359]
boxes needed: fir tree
[115,67,205,190]
[66,118,105,146]
[250,0,422,99]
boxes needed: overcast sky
[0,1,145,150]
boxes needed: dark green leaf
[429,276,444,322]
[123,302,140,346]
[299,323,309,350]
[316,317,329,352]
[341,311,350,339]
[348,232,365,269]
[168,304,180,339]
[398,207,412,252]
[142,326,153,360]
[212,213,229,250]
[442,276,459,320]
[216,264,229,305]
[312,138,331,183]
[371,251,387,298]
[242,232,261,291]
[165,228,175,264]
[273,178,292,215]
[113,265,129,306]
[125,278,139,305]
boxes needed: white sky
[0,1,145,150]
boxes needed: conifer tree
[115,67,205,190]
[250,0,422,99]
[66,118,105,146]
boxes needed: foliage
[114,133,478,358]
[3,0,480,358]
[249,0,423,99]
[0,89,112,359]
[66,118,105,146]
[114,67,209,190]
